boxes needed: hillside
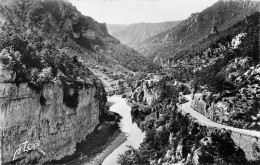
[135,0,260,63]
[0,0,157,73]
[118,10,260,165]
[161,11,260,130]
[110,21,181,48]
[186,12,259,129]
[0,0,113,164]
[106,24,128,34]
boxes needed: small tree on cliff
[248,95,260,117]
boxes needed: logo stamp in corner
[13,141,46,161]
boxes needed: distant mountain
[135,0,260,62]
[0,0,157,72]
[110,21,181,47]
[106,24,128,34]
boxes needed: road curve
[179,95,260,138]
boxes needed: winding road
[180,95,260,137]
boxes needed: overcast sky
[68,0,218,25]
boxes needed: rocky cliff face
[190,93,216,120]
[0,68,106,164]
[131,80,155,105]
[130,74,163,105]
[191,89,260,130]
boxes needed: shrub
[0,32,93,108]
[0,49,13,67]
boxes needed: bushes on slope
[0,30,96,108]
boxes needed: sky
[68,0,219,25]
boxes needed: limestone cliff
[0,68,106,164]
[130,75,163,105]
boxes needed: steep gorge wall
[185,96,260,161]
[0,79,106,164]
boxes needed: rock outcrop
[131,78,161,106]
[0,69,106,164]
[191,93,216,121]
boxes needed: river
[102,95,146,165]
[59,95,145,165]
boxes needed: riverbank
[86,131,126,165]
[102,96,146,165]
[45,98,126,165]
[46,120,125,165]
[48,95,145,165]
[79,95,145,165]
[63,99,129,165]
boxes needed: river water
[102,95,146,165]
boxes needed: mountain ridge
[110,21,181,48]
[135,0,260,63]
[106,24,128,34]
[0,0,157,72]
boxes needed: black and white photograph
[0,0,260,164]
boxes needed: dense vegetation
[175,11,259,62]
[106,43,158,72]
[0,0,157,75]
[166,12,259,94]
[136,0,260,61]
[161,12,260,130]
[120,81,246,164]
[0,0,108,108]
[0,27,102,108]
[0,0,160,107]
[120,9,260,165]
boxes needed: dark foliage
[0,0,158,74]
[137,1,260,61]
[119,105,246,164]
[0,17,95,109]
